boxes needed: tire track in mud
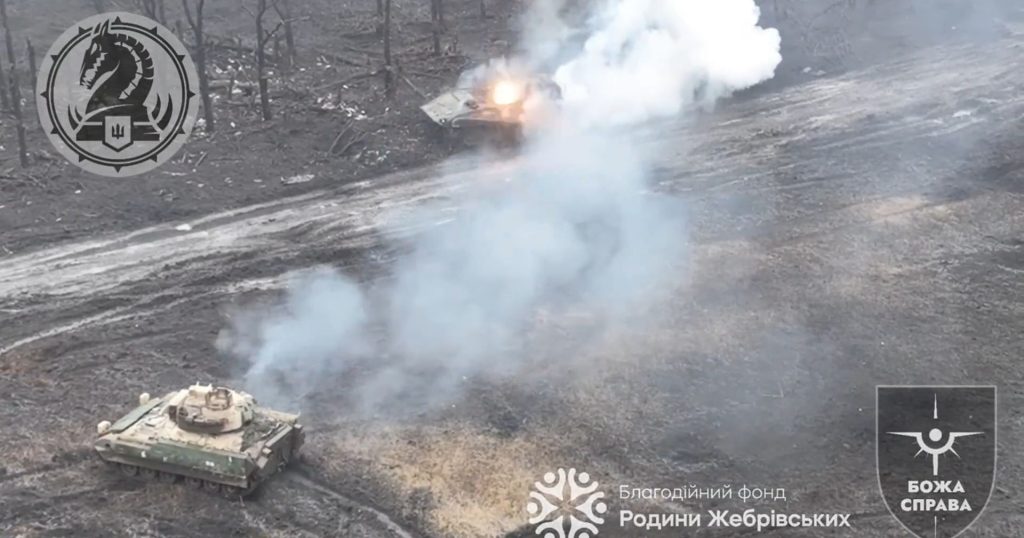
[0,450,104,529]
[0,289,202,358]
[0,156,477,303]
[1,36,1023,538]
[0,455,418,538]
[285,465,420,538]
[0,487,109,525]
[0,240,402,359]
[1,38,1018,335]
[0,448,94,485]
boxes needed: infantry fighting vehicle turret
[94,384,304,496]
[420,75,562,143]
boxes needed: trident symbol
[110,123,126,139]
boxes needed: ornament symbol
[37,12,198,176]
[527,468,607,538]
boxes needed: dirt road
[1,32,1022,537]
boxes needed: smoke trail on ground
[224,0,782,412]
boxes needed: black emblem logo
[877,386,996,538]
[37,13,198,176]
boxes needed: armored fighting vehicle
[94,383,304,496]
[420,75,562,143]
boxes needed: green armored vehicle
[94,383,304,496]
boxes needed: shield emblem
[877,386,996,538]
[103,115,133,151]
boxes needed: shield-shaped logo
[103,116,133,151]
[877,386,996,538]
[37,12,198,176]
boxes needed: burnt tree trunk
[383,0,393,98]
[138,0,157,22]
[25,38,35,83]
[375,0,384,37]
[140,0,166,25]
[430,0,441,55]
[0,0,28,167]
[274,0,296,71]
[0,49,8,113]
[182,0,214,131]
[255,0,272,120]
[479,0,486,19]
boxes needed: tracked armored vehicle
[94,384,304,496]
[420,75,561,143]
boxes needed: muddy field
[1,1,1024,537]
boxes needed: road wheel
[138,467,157,479]
[118,463,138,476]
[157,471,179,484]
[202,480,222,493]
[184,476,204,489]
[220,485,244,499]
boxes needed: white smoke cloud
[384,131,684,361]
[550,0,781,125]
[519,0,571,67]
[222,268,371,407]
[222,0,781,412]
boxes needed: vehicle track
[0,448,93,485]
[286,466,420,538]
[1,34,1023,538]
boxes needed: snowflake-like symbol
[527,468,608,538]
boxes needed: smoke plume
[222,0,782,412]
[550,0,781,125]
[219,268,372,406]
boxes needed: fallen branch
[337,132,367,156]
[398,72,426,100]
[205,40,268,58]
[327,121,353,154]
[403,68,447,80]
[313,48,370,68]
[311,68,382,92]
[23,174,44,189]
[337,43,383,57]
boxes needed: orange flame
[491,79,525,106]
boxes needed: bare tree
[137,1,154,19]
[430,0,443,56]
[255,0,271,120]
[0,0,28,167]
[376,0,384,36]
[273,0,296,71]
[383,0,393,98]
[25,38,35,82]
[0,49,8,113]
[182,0,214,131]
[252,0,279,120]
[137,0,167,25]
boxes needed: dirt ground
[0,0,521,253]
[1,1,1023,537]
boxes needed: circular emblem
[527,468,607,538]
[37,12,198,177]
